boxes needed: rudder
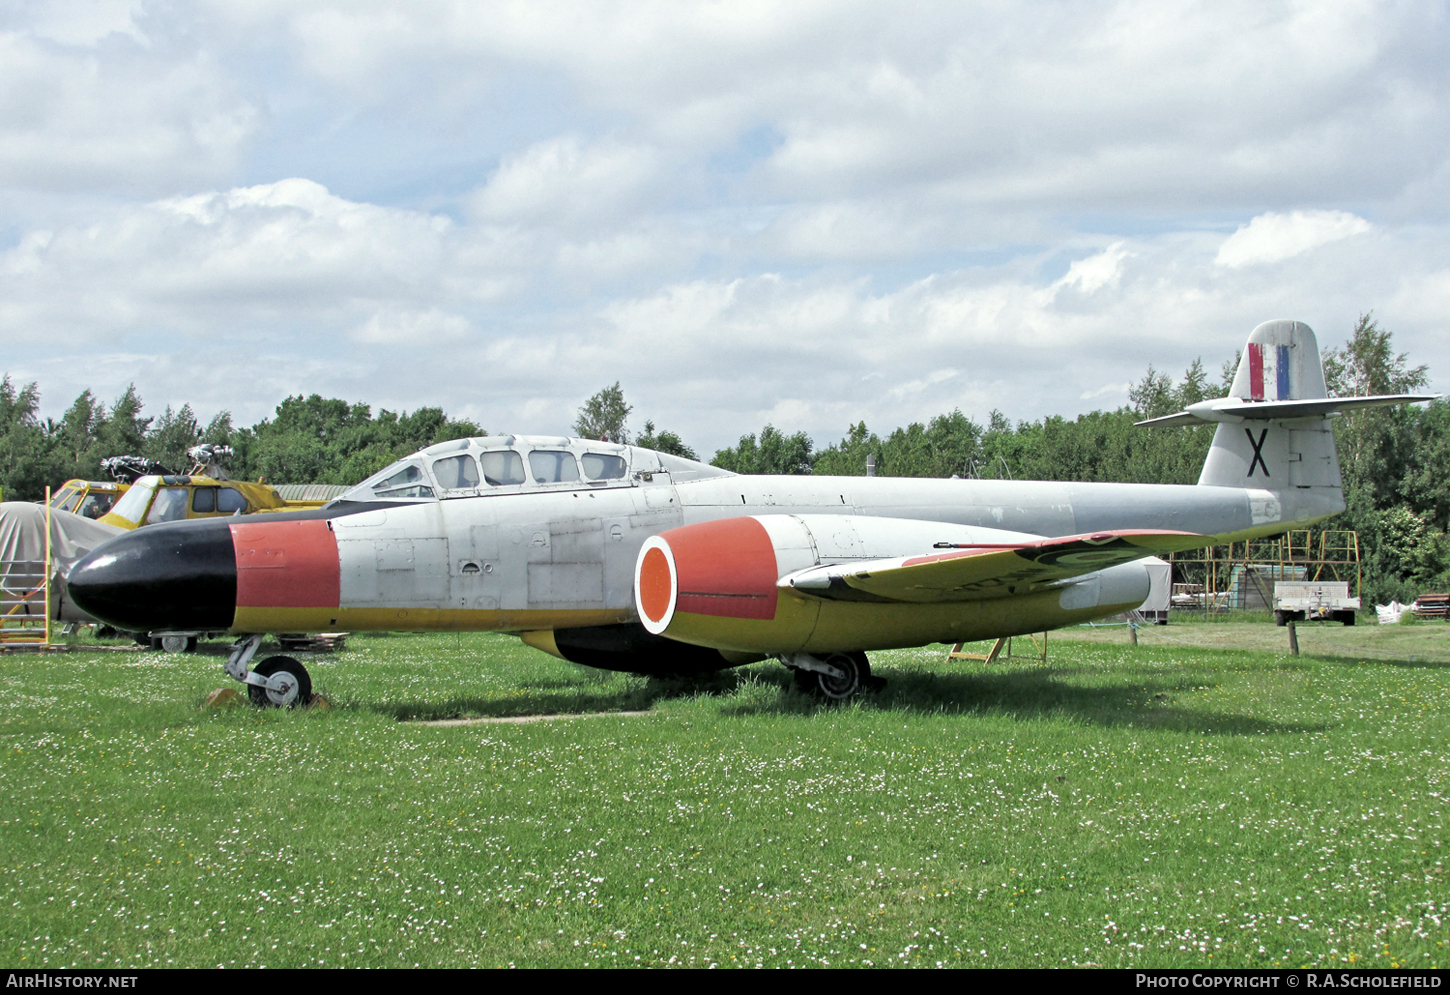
[1198,320,1342,499]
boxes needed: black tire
[1340,610,1356,627]
[816,651,869,701]
[1274,610,1287,627]
[247,656,312,709]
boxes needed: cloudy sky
[2,1,1447,454]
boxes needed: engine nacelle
[634,514,1150,655]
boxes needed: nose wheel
[247,656,313,709]
[223,636,315,709]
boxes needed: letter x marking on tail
[1245,428,1270,478]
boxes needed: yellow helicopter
[46,446,341,529]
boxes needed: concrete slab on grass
[415,710,654,727]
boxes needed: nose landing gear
[222,634,314,709]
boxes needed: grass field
[1,618,1447,968]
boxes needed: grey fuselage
[319,436,1341,628]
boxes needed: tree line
[0,387,481,499]
[2,316,1445,603]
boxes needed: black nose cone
[68,521,237,632]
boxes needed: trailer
[1274,581,1359,626]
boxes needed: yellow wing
[783,529,1206,604]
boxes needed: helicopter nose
[68,521,238,632]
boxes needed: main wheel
[247,656,312,709]
[816,651,869,701]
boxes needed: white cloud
[0,28,256,194]
[1215,210,1373,268]
[1055,242,1131,294]
[470,136,664,227]
[1080,381,1131,401]
[2,2,1450,455]
[24,0,146,46]
[352,308,472,345]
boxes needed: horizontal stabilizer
[782,529,1207,604]
[1136,393,1440,428]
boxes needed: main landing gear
[784,651,884,700]
[223,634,313,708]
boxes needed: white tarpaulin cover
[0,502,124,622]
[1138,556,1172,612]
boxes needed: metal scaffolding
[0,486,52,647]
[1167,529,1361,618]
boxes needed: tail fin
[1225,319,1326,403]
[1138,320,1437,511]
[1200,320,1340,493]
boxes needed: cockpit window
[529,451,579,484]
[50,485,81,512]
[108,481,155,524]
[217,487,247,513]
[581,453,627,480]
[77,493,114,519]
[146,487,190,524]
[433,454,481,490]
[480,451,526,486]
[372,463,435,499]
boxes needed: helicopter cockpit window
[581,453,627,480]
[107,479,155,525]
[77,493,114,519]
[372,463,435,499]
[192,487,216,513]
[529,451,579,484]
[479,451,526,486]
[50,486,81,512]
[146,487,190,524]
[433,454,481,491]
[217,487,247,513]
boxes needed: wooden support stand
[947,632,1048,665]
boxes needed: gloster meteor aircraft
[68,321,1437,706]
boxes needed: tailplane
[1138,319,1438,498]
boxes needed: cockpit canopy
[332,434,733,506]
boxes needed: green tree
[0,376,49,500]
[145,404,202,473]
[815,411,984,478]
[812,421,881,477]
[236,395,481,484]
[574,383,631,444]
[1403,400,1450,531]
[634,420,697,460]
[711,425,814,475]
[49,389,106,483]
[92,385,152,461]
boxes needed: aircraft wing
[781,529,1206,604]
